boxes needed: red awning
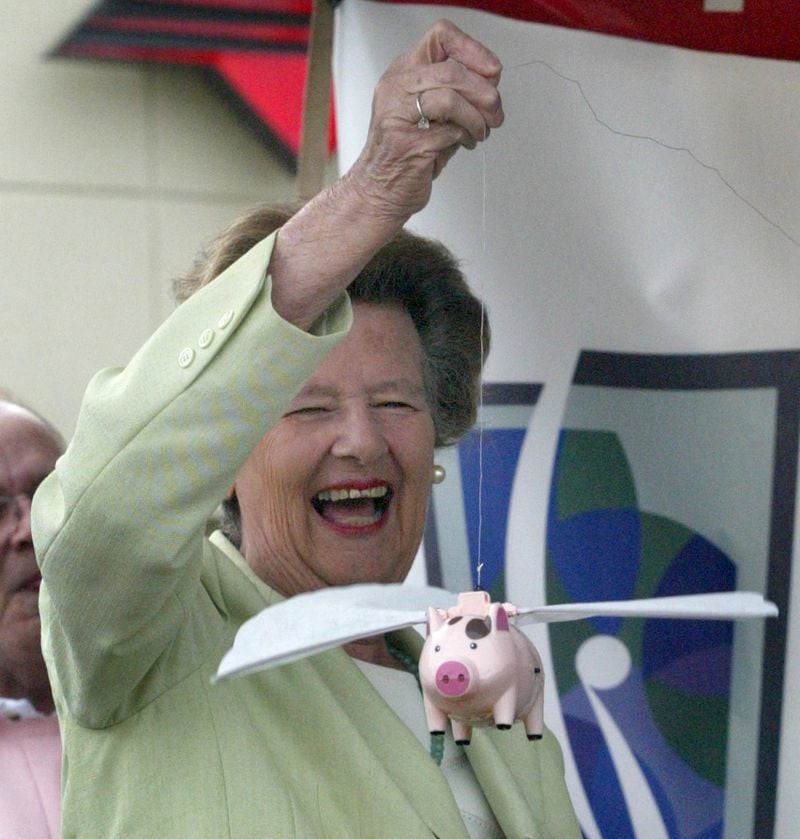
[52,0,335,171]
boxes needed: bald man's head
[0,400,63,713]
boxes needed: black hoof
[496,724,512,730]
[455,739,471,746]
[527,733,543,741]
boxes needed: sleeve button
[218,309,235,329]
[198,328,214,349]
[178,347,195,368]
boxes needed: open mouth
[311,484,392,530]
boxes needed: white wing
[215,583,457,681]
[216,586,778,681]
[514,591,778,625]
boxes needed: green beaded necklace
[386,640,445,766]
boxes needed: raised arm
[270,19,503,330]
[32,20,503,726]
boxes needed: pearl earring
[432,464,446,485]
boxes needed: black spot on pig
[465,617,491,639]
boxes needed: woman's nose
[330,406,388,464]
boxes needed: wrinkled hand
[346,19,504,220]
[270,21,502,329]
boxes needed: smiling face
[0,403,61,711]
[234,302,436,597]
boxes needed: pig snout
[435,661,471,696]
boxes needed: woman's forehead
[308,303,425,384]
[296,376,426,400]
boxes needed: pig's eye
[434,645,441,652]
[469,642,478,650]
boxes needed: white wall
[0,0,297,438]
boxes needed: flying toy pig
[419,590,544,744]
[215,582,777,749]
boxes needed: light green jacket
[32,232,580,838]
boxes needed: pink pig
[418,591,544,745]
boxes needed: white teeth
[315,486,388,502]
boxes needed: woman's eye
[287,406,329,417]
[375,400,412,409]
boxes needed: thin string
[504,58,800,249]
[475,129,487,591]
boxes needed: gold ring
[415,93,430,130]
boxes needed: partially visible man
[0,397,62,838]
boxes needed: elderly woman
[33,20,579,839]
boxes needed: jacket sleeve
[32,232,352,727]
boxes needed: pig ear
[491,603,510,632]
[427,607,444,635]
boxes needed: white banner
[334,3,800,837]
